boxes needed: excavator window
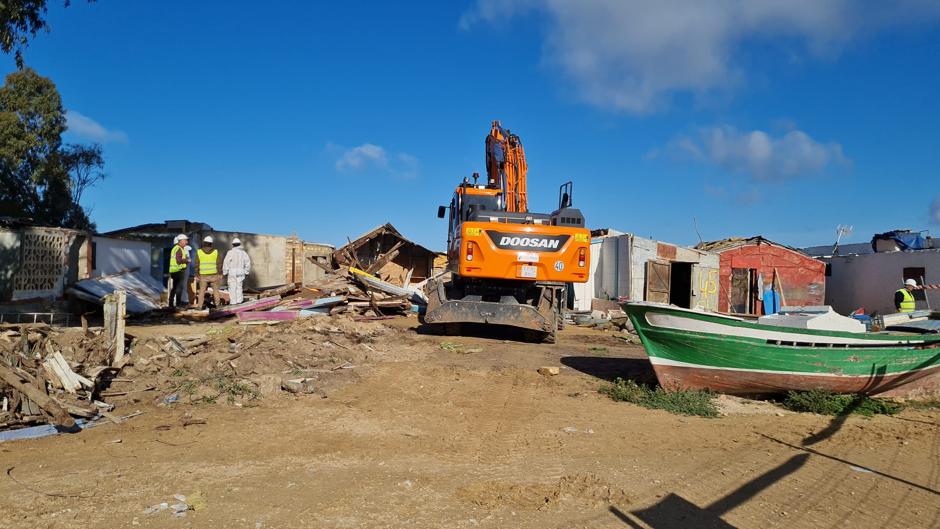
[558,181,573,209]
[448,195,459,243]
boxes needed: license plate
[517,252,539,262]
[518,265,538,278]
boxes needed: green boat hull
[623,302,940,397]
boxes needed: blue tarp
[871,230,929,252]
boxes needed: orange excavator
[424,121,590,342]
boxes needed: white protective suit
[222,246,251,305]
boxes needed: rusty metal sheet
[657,243,677,261]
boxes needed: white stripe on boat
[645,313,920,346]
[648,356,940,378]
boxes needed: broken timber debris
[209,296,282,319]
[104,290,127,366]
[0,362,76,428]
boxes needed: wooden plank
[43,352,88,393]
[772,267,787,308]
[258,283,299,297]
[365,241,405,275]
[343,245,366,271]
[103,290,126,365]
[0,363,75,428]
[271,299,316,311]
[307,255,335,273]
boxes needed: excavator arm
[485,121,528,213]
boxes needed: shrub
[600,378,719,418]
[782,390,903,417]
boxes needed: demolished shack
[333,223,441,287]
[0,218,156,319]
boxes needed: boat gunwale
[623,301,940,343]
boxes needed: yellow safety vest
[197,248,219,276]
[897,288,916,313]
[169,246,187,273]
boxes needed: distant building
[0,218,152,303]
[104,220,334,290]
[696,236,825,315]
[816,229,939,316]
[572,229,720,312]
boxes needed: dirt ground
[1,317,938,529]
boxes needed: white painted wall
[630,235,658,301]
[823,250,940,315]
[92,236,152,276]
[572,231,720,311]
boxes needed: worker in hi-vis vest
[168,234,190,310]
[894,278,918,313]
[195,235,223,308]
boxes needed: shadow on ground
[561,356,657,385]
[608,453,810,529]
[414,322,545,343]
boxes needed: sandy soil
[0,318,938,529]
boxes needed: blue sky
[5,1,940,250]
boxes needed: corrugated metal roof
[71,269,164,313]
[802,242,874,258]
[695,236,807,255]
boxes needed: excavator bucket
[423,278,561,342]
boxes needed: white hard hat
[175,233,189,243]
[232,237,241,245]
[905,279,918,287]
[203,236,214,244]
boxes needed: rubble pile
[123,314,393,404]
[210,265,426,323]
[0,311,402,436]
[0,322,125,432]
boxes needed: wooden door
[646,261,671,304]
[730,268,749,314]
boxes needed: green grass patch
[782,390,903,417]
[600,378,719,418]
[173,372,260,405]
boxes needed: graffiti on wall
[695,268,719,311]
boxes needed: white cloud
[332,143,420,179]
[461,0,940,113]
[335,143,388,171]
[665,125,848,181]
[65,110,128,143]
[930,197,940,224]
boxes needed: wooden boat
[622,302,940,398]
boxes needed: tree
[0,1,90,68]
[0,67,104,229]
